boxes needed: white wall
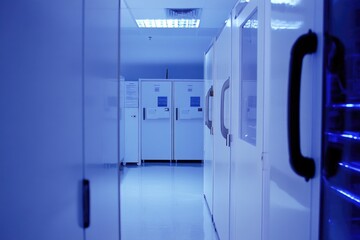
[120,63,204,81]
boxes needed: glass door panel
[321,1,360,239]
[240,11,258,146]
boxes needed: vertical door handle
[176,108,179,120]
[143,108,146,120]
[288,30,317,181]
[221,78,230,146]
[82,179,90,229]
[205,86,213,132]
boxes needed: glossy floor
[120,163,218,240]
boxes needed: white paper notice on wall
[125,82,139,108]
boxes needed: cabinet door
[141,81,172,160]
[0,1,85,239]
[265,0,322,239]
[204,47,215,215]
[213,17,232,240]
[230,1,265,239]
[173,81,204,161]
[320,1,360,239]
[83,0,120,238]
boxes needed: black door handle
[205,86,213,131]
[176,108,179,120]
[82,179,90,229]
[288,30,317,181]
[143,108,146,120]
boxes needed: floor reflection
[120,162,218,240]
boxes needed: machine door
[173,81,204,161]
[141,81,172,161]
[320,1,360,239]
[229,2,264,239]
[212,17,232,240]
[266,0,322,239]
[203,46,215,215]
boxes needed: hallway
[120,163,217,240]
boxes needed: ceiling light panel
[136,19,200,28]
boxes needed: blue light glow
[328,131,360,141]
[341,133,360,140]
[330,185,360,207]
[339,162,360,173]
[331,103,360,109]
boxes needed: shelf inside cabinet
[329,103,360,109]
[327,131,360,142]
[339,162,360,174]
[329,185,360,208]
[324,177,360,208]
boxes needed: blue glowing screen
[190,96,200,107]
[158,96,168,107]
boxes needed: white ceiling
[120,0,238,65]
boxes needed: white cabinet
[139,79,203,162]
[205,1,324,239]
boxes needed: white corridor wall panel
[173,80,204,161]
[124,81,140,164]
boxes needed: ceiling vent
[166,8,202,19]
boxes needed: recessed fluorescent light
[271,20,303,30]
[136,19,200,28]
[271,0,301,6]
[242,19,303,30]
